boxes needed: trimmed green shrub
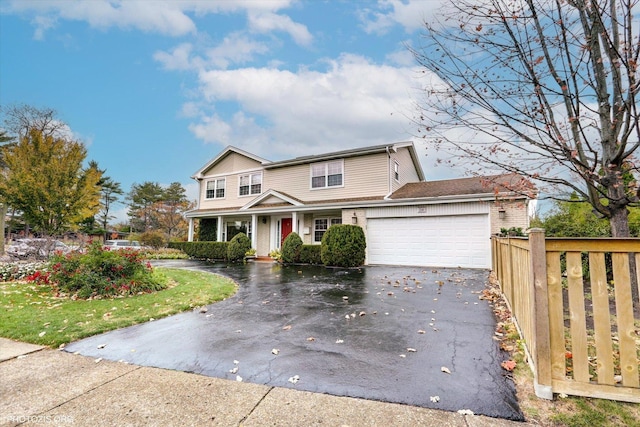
[299,245,322,264]
[321,225,366,267]
[198,218,217,241]
[281,232,303,263]
[168,241,228,260]
[140,231,166,249]
[227,232,251,262]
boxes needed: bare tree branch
[410,0,640,236]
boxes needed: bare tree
[1,104,70,139]
[411,0,640,237]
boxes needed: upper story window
[239,172,262,196]
[311,160,343,189]
[206,178,225,199]
[393,161,399,181]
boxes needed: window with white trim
[239,172,262,196]
[206,178,225,199]
[311,160,343,189]
[314,217,342,242]
[393,161,399,181]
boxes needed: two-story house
[186,142,535,268]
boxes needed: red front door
[281,218,292,246]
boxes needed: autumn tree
[0,130,15,253]
[127,181,164,232]
[154,182,191,239]
[97,176,124,239]
[0,129,102,236]
[411,0,640,237]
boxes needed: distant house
[186,142,535,268]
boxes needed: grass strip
[0,268,237,348]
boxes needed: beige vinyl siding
[264,152,389,201]
[390,147,421,192]
[199,170,265,210]
[202,152,263,176]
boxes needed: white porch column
[217,216,224,241]
[251,214,258,249]
[188,218,194,242]
[292,211,298,234]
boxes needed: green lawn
[0,268,237,348]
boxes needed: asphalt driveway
[64,260,523,421]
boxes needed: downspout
[384,146,393,199]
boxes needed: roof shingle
[390,173,536,199]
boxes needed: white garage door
[367,214,490,268]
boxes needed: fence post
[528,228,553,399]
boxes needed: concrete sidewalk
[0,338,531,426]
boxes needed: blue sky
[0,0,461,223]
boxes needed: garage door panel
[367,215,490,268]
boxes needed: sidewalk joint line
[238,386,274,425]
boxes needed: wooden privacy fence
[491,229,640,403]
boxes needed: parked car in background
[103,240,145,250]
[6,238,71,258]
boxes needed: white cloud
[7,0,196,37]
[359,0,449,35]
[154,33,271,72]
[386,45,415,66]
[188,54,425,160]
[188,113,234,145]
[179,102,201,119]
[153,43,199,71]
[247,11,313,46]
[4,0,302,39]
[205,32,270,69]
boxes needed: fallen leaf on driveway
[335,339,344,344]
[407,348,417,352]
[282,325,292,331]
[97,344,106,349]
[441,366,451,374]
[271,349,279,355]
[307,337,316,342]
[457,409,474,415]
[288,375,300,384]
[230,367,238,374]
[430,396,440,403]
[236,375,243,382]
[501,360,517,372]
[417,330,426,334]
[359,311,366,316]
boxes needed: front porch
[187,208,355,258]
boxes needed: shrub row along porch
[491,230,640,403]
